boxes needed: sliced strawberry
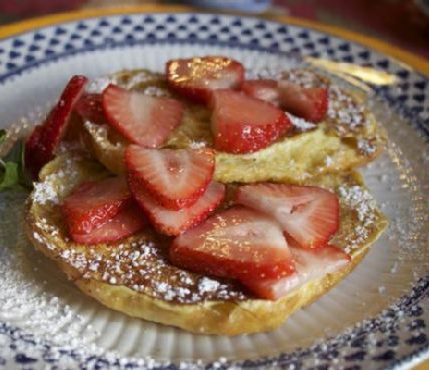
[241,79,280,106]
[210,89,291,154]
[243,245,350,300]
[24,124,45,176]
[278,80,328,123]
[102,84,183,147]
[170,206,295,281]
[125,145,215,210]
[75,93,106,124]
[236,184,339,248]
[166,56,245,103]
[25,75,88,178]
[62,177,131,235]
[129,178,225,236]
[71,203,146,245]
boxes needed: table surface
[0,3,428,369]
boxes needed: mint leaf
[0,161,19,190]
[0,136,32,192]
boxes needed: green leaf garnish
[0,162,19,191]
[0,130,32,192]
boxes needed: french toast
[22,56,388,335]
[25,151,387,335]
[81,68,386,184]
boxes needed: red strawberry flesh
[170,206,295,281]
[211,89,291,154]
[25,75,88,178]
[242,79,280,106]
[244,245,350,300]
[125,145,215,210]
[129,178,225,236]
[71,203,146,245]
[75,93,106,124]
[62,177,131,235]
[102,84,183,147]
[166,56,245,103]
[278,80,328,123]
[236,184,340,248]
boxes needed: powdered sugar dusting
[31,155,82,205]
[327,85,368,134]
[357,138,377,156]
[281,68,329,88]
[32,180,60,205]
[33,223,247,304]
[286,112,317,132]
[0,192,101,357]
[188,141,207,149]
[143,85,169,97]
[198,277,220,294]
[339,186,377,225]
[338,185,378,253]
[86,76,114,94]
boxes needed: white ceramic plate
[0,11,428,370]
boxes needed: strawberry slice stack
[27,56,350,301]
[71,204,146,245]
[240,76,329,124]
[170,206,296,282]
[170,182,348,298]
[236,184,340,248]
[125,145,225,236]
[234,183,348,298]
[210,89,291,154]
[63,177,131,235]
[166,56,293,154]
[62,176,145,244]
[126,145,216,210]
[160,53,345,290]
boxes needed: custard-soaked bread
[81,69,386,184]
[25,152,388,335]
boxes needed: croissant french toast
[25,151,387,335]
[81,67,386,184]
[22,56,388,335]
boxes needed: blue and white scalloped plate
[0,10,429,370]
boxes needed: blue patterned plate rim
[0,12,428,370]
